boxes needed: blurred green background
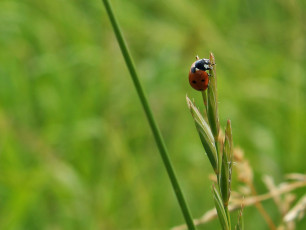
[0,0,305,229]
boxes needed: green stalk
[226,206,231,230]
[201,91,209,122]
[216,140,221,183]
[201,90,208,113]
[102,1,196,229]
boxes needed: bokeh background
[0,0,305,229]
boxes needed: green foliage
[0,0,305,229]
[187,53,233,229]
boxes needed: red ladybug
[188,57,211,91]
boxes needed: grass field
[0,0,305,229]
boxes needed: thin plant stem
[101,1,196,229]
[225,206,231,229]
[201,91,208,111]
[216,140,221,183]
[201,91,209,122]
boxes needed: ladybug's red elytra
[188,56,212,91]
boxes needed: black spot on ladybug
[201,79,205,82]
[192,80,197,84]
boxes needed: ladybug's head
[194,58,211,71]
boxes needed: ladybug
[188,57,212,91]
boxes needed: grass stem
[101,1,196,229]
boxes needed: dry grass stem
[263,175,287,215]
[285,174,306,181]
[172,180,306,230]
[284,195,306,223]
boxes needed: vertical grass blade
[207,53,220,140]
[101,1,196,229]
[213,185,230,230]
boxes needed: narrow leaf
[187,96,218,172]
[195,120,218,172]
[102,1,197,229]
[187,96,215,144]
[220,120,234,206]
[225,120,233,160]
[220,142,230,206]
[225,120,233,197]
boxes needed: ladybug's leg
[208,62,215,70]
